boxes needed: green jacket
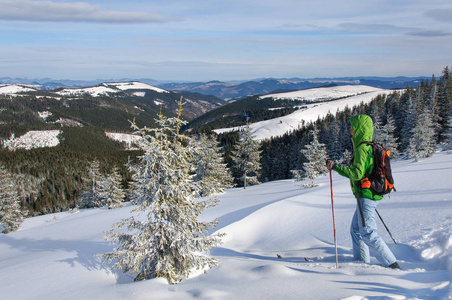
[335,115,382,200]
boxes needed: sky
[0,0,451,82]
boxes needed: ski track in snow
[1,152,452,299]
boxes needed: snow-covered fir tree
[194,134,234,196]
[101,109,223,284]
[373,114,400,159]
[0,165,27,233]
[102,167,126,209]
[295,128,328,187]
[443,114,452,151]
[407,110,437,162]
[78,160,107,208]
[339,149,352,166]
[231,123,262,189]
[399,93,418,152]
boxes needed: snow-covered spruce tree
[442,113,452,151]
[373,114,400,159]
[398,93,418,153]
[193,134,234,196]
[101,109,223,284]
[103,167,126,209]
[339,149,352,166]
[297,128,328,187]
[231,123,262,189]
[407,109,437,162]
[78,160,107,208]
[0,165,27,233]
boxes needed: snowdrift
[1,152,452,299]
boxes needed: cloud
[339,23,403,32]
[338,22,451,37]
[0,0,167,23]
[424,9,452,24]
[406,30,451,37]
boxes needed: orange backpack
[359,142,396,196]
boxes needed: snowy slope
[105,132,142,150]
[216,86,398,141]
[2,130,139,151]
[56,81,168,97]
[0,82,167,97]
[262,85,386,102]
[1,151,451,299]
[0,84,40,95]
[1,130,61,150]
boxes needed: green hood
[350,114,374,148]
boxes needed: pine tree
[339,149,352,166]
[443,113,452,151]
[194,134,234,196]
[78,160,107,208]
[101,110,223,284]
[231,123,262,189]
[407,110,436,162]
[0,165,27,233]
[399,92,418,153]
[297,128,328,187]
[374,114,400,159]
[103,167,126,209]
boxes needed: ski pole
[329,170,339,269]
[376,209,397,244]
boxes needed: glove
[326,159,336,170]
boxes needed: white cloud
[0,0,167,23]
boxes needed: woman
[326,114,400,269]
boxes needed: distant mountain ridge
[159,77,428,101]
[1,76,430,100]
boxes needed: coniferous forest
[257,67,452,182]
[0,67,451,220]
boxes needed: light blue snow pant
[350,197,397,267]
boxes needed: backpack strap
[357,141,373,187]
[355,141,373,227]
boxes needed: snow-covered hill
[216,85,399,141]
[0,81,168,97]
[56,81,168,97]
[0,84,40,95]
[262,85,386,102]
[1,150,451,299]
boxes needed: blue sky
[0,0,451,82]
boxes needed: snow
[0,84,39,95]
[109,81,168,93]
[38,111,52,120]
[262,85,386,102]
[2,130,61,150]
[216,86,399,141]
[56,85,119,97]
[56,81,168,97]
[1,151,452,299]
[105,132,142,150]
